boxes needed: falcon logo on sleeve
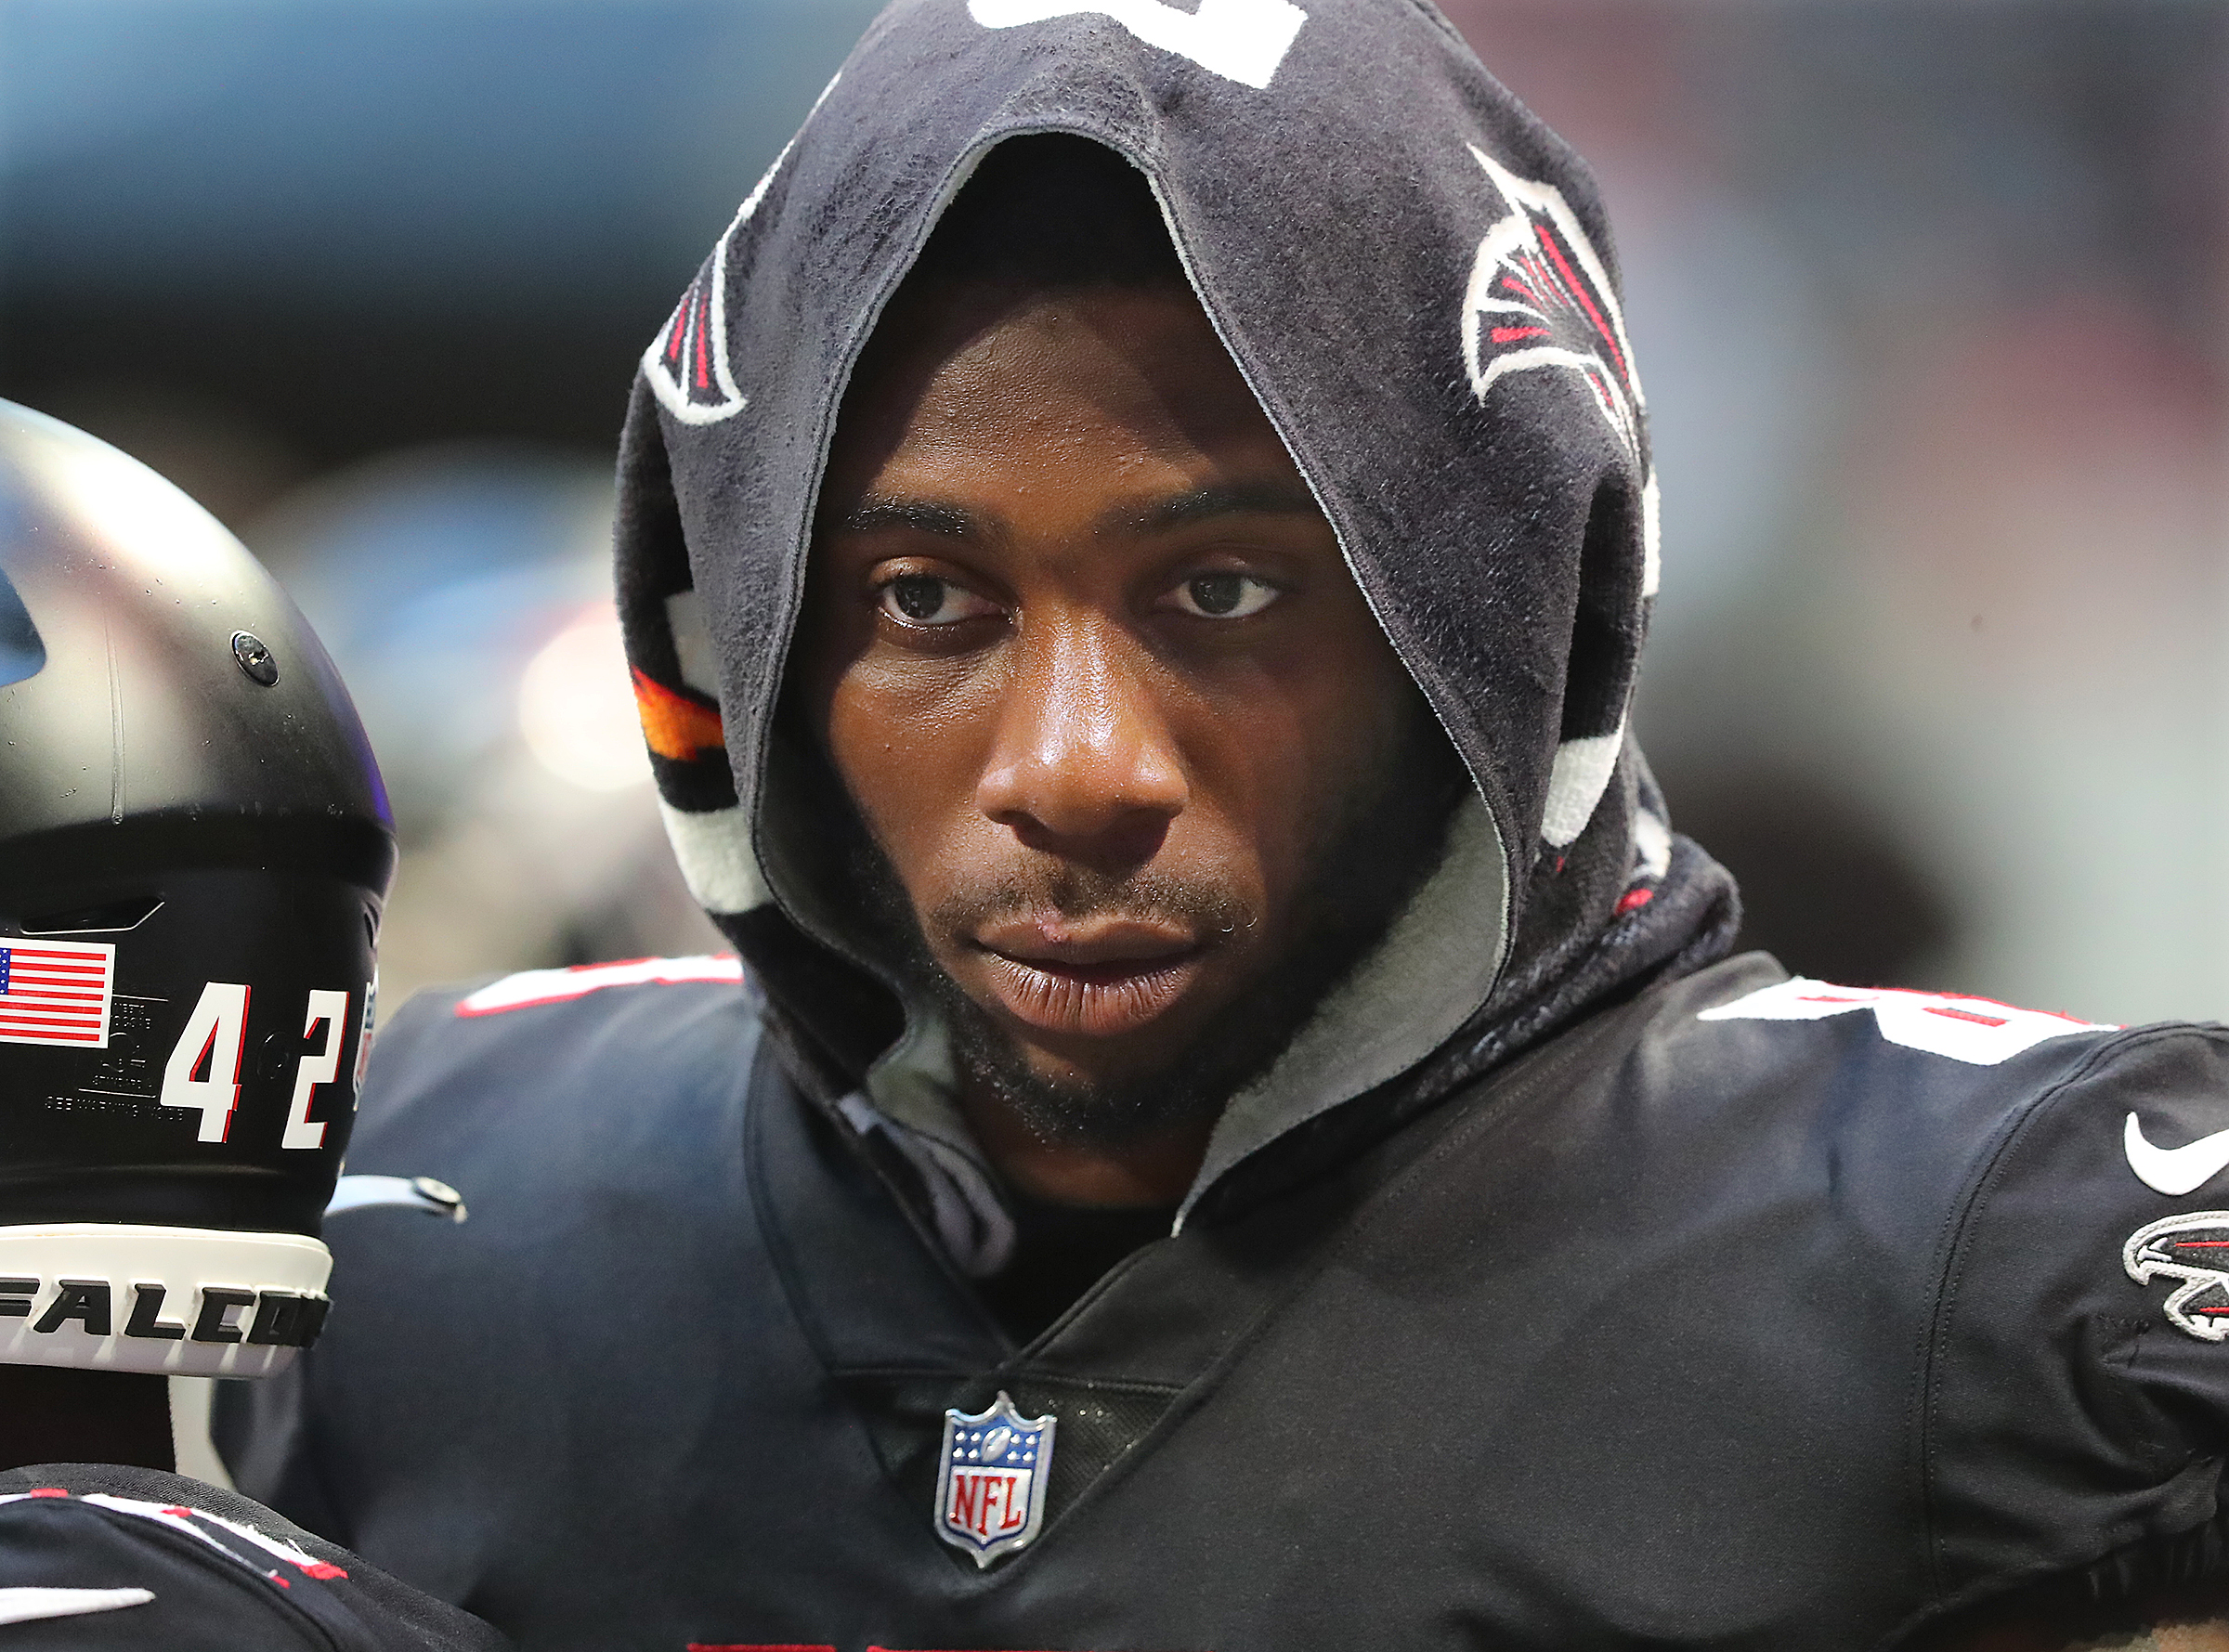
[2124,1212,2229,1341]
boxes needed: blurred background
[0,0,2221,1025]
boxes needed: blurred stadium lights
[247,448,618,829]
[0,0,884,479]
[0,0,888,999]
[517,605,652,796]
[240,445,717,1002]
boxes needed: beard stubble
[851,706,1470,1154]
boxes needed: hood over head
[614,0,1739,1226]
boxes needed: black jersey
[218,952,2229,1651]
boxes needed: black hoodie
[222,5,2229,1649]
[610,0,1740,1184]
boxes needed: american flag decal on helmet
[1461,142,1643,462]
[0,939,115,1047]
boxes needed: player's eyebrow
[834,495,975,537]
[1114,480,1323,536]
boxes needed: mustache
[925,865,1254,942]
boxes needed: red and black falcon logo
[1461,142,1643,462]
[2125,1211,2229,1341]
[642,142,783,425]
[647,261,742,423]
[643,72,839,425]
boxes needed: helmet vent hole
[20,896,166,935]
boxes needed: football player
[220,3,2229,1649]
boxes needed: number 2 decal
[281,989,352,1151]
[159,983,361,1149]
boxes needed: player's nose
[975,610,1187,866]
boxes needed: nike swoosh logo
[0,1587,154,1626]
[2124,1112,2229,1195]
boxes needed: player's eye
[1164,571,1282,620]
[876,574,999,628]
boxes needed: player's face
[796,281,1440,1118]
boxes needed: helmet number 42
[159,982,357,1149]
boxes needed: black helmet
[0,399,395,1377]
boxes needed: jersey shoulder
[1629,953,2229,1274]
[222,960,792,1551]
[345,954,769,1191]
[1659,956,2229,1590]
[1657,953,2204,1146]
[1683,963,2229,1208]
[365,954,761,1103]
[1691,969,2128,1070]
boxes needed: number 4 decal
[282,989,353,1151]
[160,982,252,1143]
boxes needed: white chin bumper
[0,1224,332,1378]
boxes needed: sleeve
[1925,1023,2229,1607]
[0,1466,509,1652]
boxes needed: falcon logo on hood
[646,234,749,426]
[1462,143,1643,462]
[2124,1211,2229,1341]
[643,75,841,425]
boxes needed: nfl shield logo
[934,1391,1056,1567]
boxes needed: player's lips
[970,917,1206,1037]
